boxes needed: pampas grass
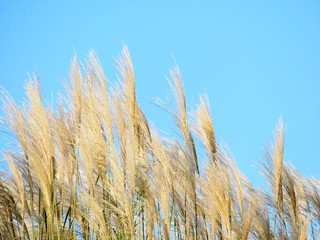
[0,45,318,239]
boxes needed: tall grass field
[0,46,319,239]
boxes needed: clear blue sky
[1,1,320,186]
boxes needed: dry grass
[0,46,319,239]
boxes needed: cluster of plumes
[0,46,319,240]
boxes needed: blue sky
[1,1,320,186]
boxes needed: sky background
[1,1,319,187]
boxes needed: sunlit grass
[0,46,318,239]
